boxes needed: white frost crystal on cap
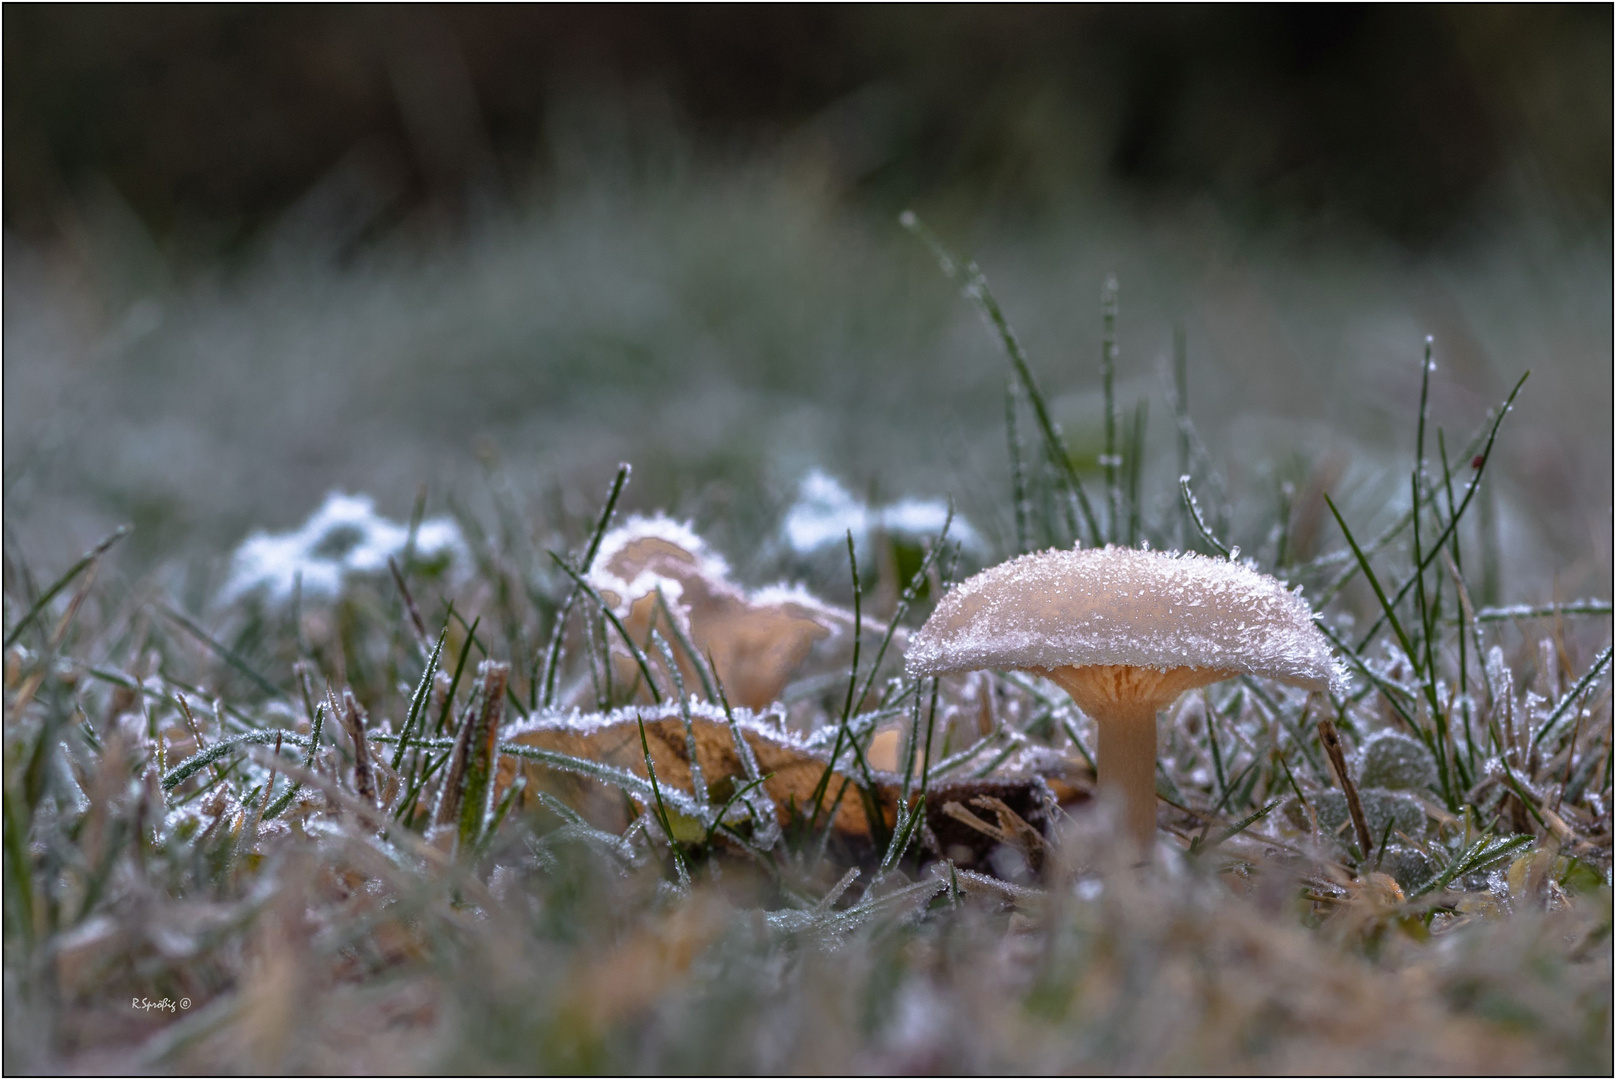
[906,546,1338,692]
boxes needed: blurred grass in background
[3,5,1610,598]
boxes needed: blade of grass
[1101,274,1120,544]
[391,620,450,770]
[432,609,477,738]
[654,588,717,702]
[901,211,1102,546]
[159,605,286,700]
[636,710,689,886]
[387,556,429,647]
[548,552,662,704]
[539,464,630,709]
[338,691,376,807]
[1470,600,1614,623]
[1203,797,1284,853]
[473,775,526,860]
[1409,832,1533,899]
[161,730,315,790]
[1126,399,1147,547]
[455,662,508,852]
[1059,715,1097,772]
[854,505,952,710]
[650,630,708,811]
[1531,646,1612,752]
[1172,323,1191,548]
[1323,493,1422,682]
[702,774,773,848]
[3,525,127,649]
[1006,379,1032,555]
[1317,711,1374,860]
[1353,372,1530,651]
[808,532,868,835]
[1181,477,1232,558]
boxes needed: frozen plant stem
[1102,275,1120,544]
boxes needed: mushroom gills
[1040,664,1232,852]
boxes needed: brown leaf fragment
[922,778,1056,874]
[501,710,876,837]
[338,691,375,806]
[590,519,836,709]
[499,704,1056,875]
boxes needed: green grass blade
[160,605,286,700]
[637,710,690,886]
[548,551,662,704]
[1180,477,1232,558]
[1006,379,1032,555]
[1409,833,1532,899]
[1531,646,1612,752]
[1323,493,1421,674]
[901,211,1102,546]
[161,730,314,790]
[456,663,509,852]
[1203,797,1284,852]
[3,525,127,649]
[391,620,450,770]
[1126,399,1147,547]
[1101,274,1120,544]
[808,532,863,831]
[540,464,630,708]
[433,608,477,737]
[854,505,952,710]
[654,588,718,702]
[1353,372,1530,651]
[651,630,708,811]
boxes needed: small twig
[388,556,429,645]
[338,690,375,806]
[972,794,1049,871]
[1317,711,1374,859]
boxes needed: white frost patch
[222,491,466,604]
[501,698,805,748]
[592,512,731,584]
[782,469,981,556]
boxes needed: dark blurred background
[3,5,1611,602]
[7,5,1609,247]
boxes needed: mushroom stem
[1044,664,1229,858]
[1095,700,1160,854]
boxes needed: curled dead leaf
[499,705,877,837]
[589,516,854,710]
[496,701,1058,875]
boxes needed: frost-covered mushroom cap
[906,546,1338,691]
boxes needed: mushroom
[905,545,1338,854]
